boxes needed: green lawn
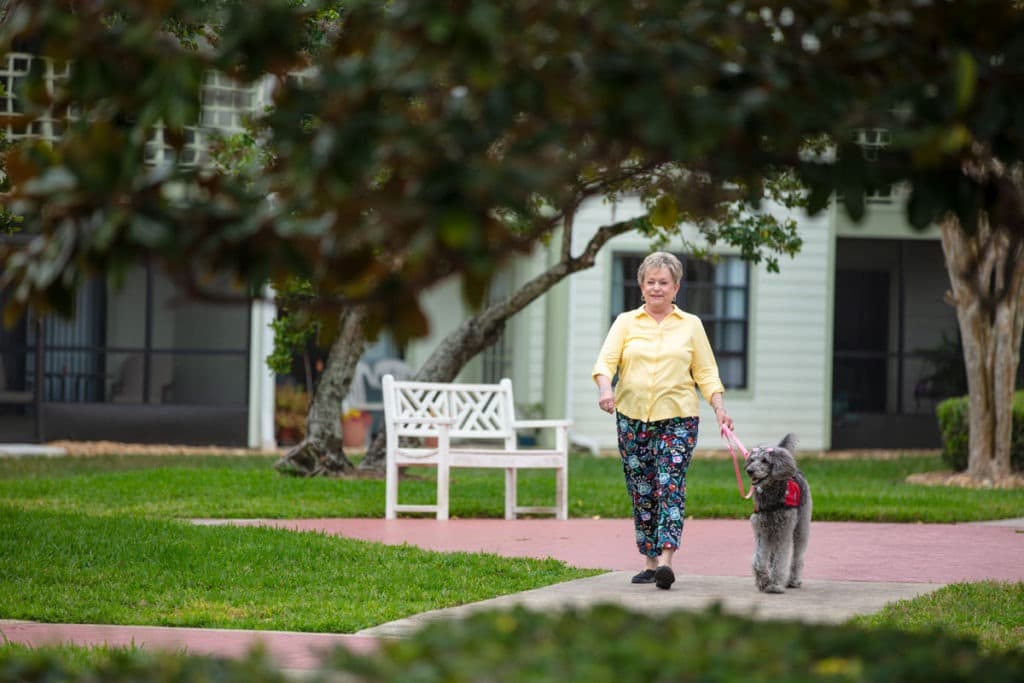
[0,451,1021,656]
[0,505,595,633]
[1,452,1021,522]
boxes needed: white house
[403,191,962,453]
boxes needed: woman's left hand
[715,407,734,431]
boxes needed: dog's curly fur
[743,433,812,593]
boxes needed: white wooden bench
[382,374,569,520]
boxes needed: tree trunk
[939,211,1024,482]
[274,305,367,476]
[357,213,644,471]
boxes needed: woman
[592,251,734,590]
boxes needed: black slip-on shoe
[631,569,657,584]
[654,565,675,590]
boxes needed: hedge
[937,390,1024,472]
[4,606,1024,683]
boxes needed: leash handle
[721,424,754,500]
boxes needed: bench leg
[437,460,450,521]
[385,457,398,520]
[505,468,517,520]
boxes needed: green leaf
[841,185,865,222]
[955,50,976,114]
[649,195,679,229]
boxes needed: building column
[248,288,278,450]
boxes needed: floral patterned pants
[616,413,698,558]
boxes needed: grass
[0,504,596,633]
[850,581,1024,655]
[0,451,1021,656]
[1,452,1021,522]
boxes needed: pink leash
[721,424,754,500]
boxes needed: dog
[743,433,812,593]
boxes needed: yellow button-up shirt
[592,305,725,422]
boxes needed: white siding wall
[567,197,836,452]
[742,203,833,451]
[505,246,551,409]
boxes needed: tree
[2,0,1023,480]
[939,189,1024,482]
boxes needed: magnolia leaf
[649,195,679,229]
[955,50,976,114]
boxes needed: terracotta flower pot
[276,425,302,446]
[342,412,373,448]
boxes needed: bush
[0,648,287,683]
[338,607,1024,683]
[5,607,1023,683]
[937,390,1024,472]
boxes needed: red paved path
[222,517,1024,584]
[0,621,379,670]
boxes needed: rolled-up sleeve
[689,317,725,404]
[592,314,627,382]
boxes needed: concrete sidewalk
[3,517,1023,672]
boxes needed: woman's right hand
[595,374,615,415]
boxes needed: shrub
[937,390,1024,472]
[0,648,287,683]
[4,607,1023,683]
[342,607,1024,683]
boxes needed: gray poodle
[743,433,812,593]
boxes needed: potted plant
[275,384,309,446]
[342,407,373,449]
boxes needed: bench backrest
[381,374,517,442]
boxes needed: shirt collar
[633,304,685,319]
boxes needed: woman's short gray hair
[637,251,683,285]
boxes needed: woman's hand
[595,375,616,415]
[711,392,733,431]
[715,406,734,431]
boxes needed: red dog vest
[784,479,802,507]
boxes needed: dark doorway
[833,270,889,413]
[830,238,958,449]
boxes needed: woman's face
[640,266,680,310]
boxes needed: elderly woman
[592,251,734,590]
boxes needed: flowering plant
[342,407,364,421]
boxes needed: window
[612,253,749,388]
[1,52,262,168]
[0,52,70,143]
[1,265,251,406]
[145,72,263,167]
[480,266,513,384]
